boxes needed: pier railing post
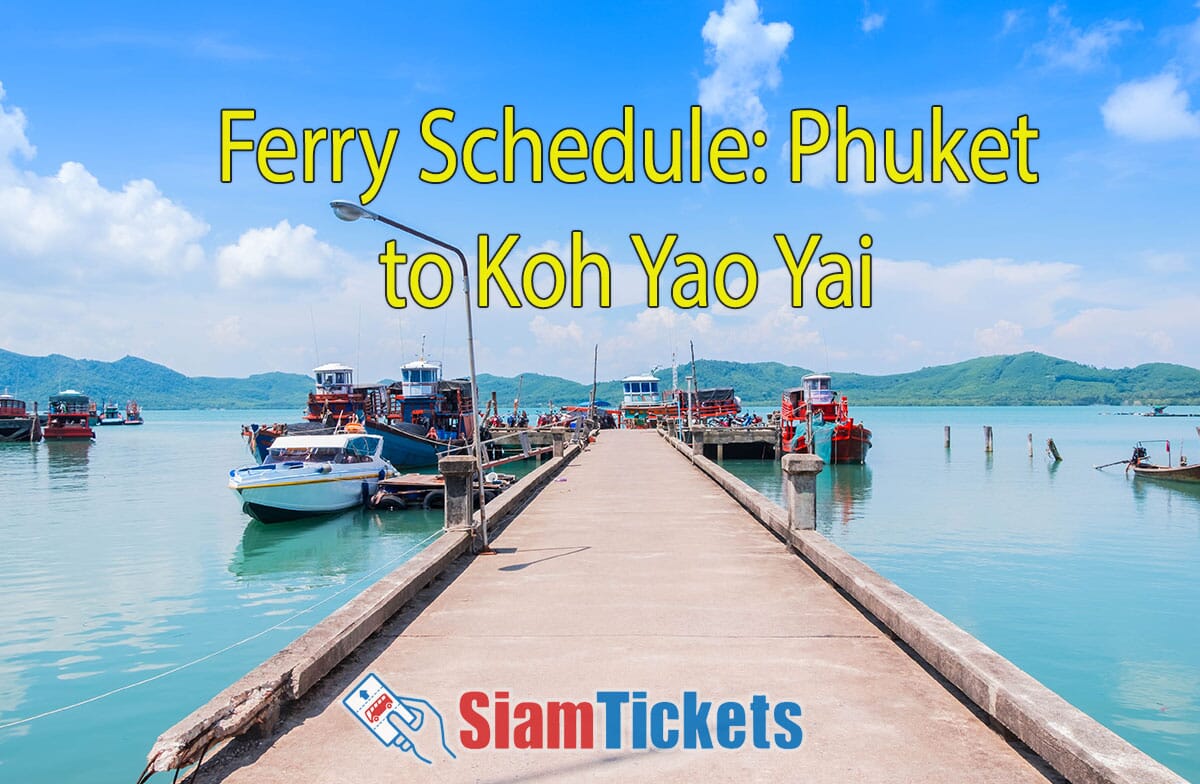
[691,427,704,458]
[439,455,477,531]
[550,427,566,459]
[782,453,824,532]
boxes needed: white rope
[0,529,444,731]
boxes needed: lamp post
[329,200,491,549]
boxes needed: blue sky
[1,1,1198,383]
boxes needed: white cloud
[0,82,35,163]
[1001,10,1024,36]
[698,0,794,130]
[0,83,207,276]
[209,315,249,348]
[1101,71,1200,141]
[1034,4,1139,71]
[215,220,342,287]
[861,13,886,33]
[528,314,584,349]
[974,319,1029,354]
[1138,250,1189,273]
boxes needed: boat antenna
[356,305,362,382]
[309,304,321,365]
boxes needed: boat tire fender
[423,490,445,509]
[361,481,371,506]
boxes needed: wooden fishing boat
[1130,462,1200,482]
[124,400,144,425]
[779,374,871,464]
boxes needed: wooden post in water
[944,426,951,448]
[1046,438,1063,462]
[1028,433,1034,457]
[984,425,993,453]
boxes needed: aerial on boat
[43,390,96,440]
[98,401,125,426]
[779,374,871,464]
[0,392,41,442]
[228,433,397,523]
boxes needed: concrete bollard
[782,453,824,531]
[439,455,477,531]
[550,427,566,458]
[690,427,704,457]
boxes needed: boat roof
[313,363,354,372]
[402,358,442,370]
[802,374,832,381]
[51,390,89,400]
[622,374,660,382]
[269,434,380,449]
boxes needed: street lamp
[330,200,491,550]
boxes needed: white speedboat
[229,433,397,523]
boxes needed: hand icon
[387,696,457,765]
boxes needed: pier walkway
[201,429,1056,782]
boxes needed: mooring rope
[0,529,444,732]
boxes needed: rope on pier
[0,529,444,733]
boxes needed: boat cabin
[621,374,661,406]
[313,363,356,395]
[262,434,383,465]
[400,358,441,398]
[0,393,27,418]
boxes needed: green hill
[3,349,1199,409]
[0,349,314,409]
[477,353,1200,407]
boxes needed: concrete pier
[189,430,1098,783]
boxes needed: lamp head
[329,200,378,222]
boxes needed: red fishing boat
[779,374,871,464]
[0,393,40,442]
[44,390,96,440]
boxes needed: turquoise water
[0,410,536,783]
[724,406,1200,781]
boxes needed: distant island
[2,348,1199,409]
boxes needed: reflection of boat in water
[780,375,871,464]
[228,433,397,523]
[820,463,873,527]
[0,392,40,442]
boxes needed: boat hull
[1131,462,1200,482]
[230,467,390,523]
[365,419,454,468]
[784,422,872,464]
[0,419,36,442]
[43,425,95,440]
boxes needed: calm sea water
[0,410,539,784]
[725,405,1200,781]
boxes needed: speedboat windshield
[265,447,341,464]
